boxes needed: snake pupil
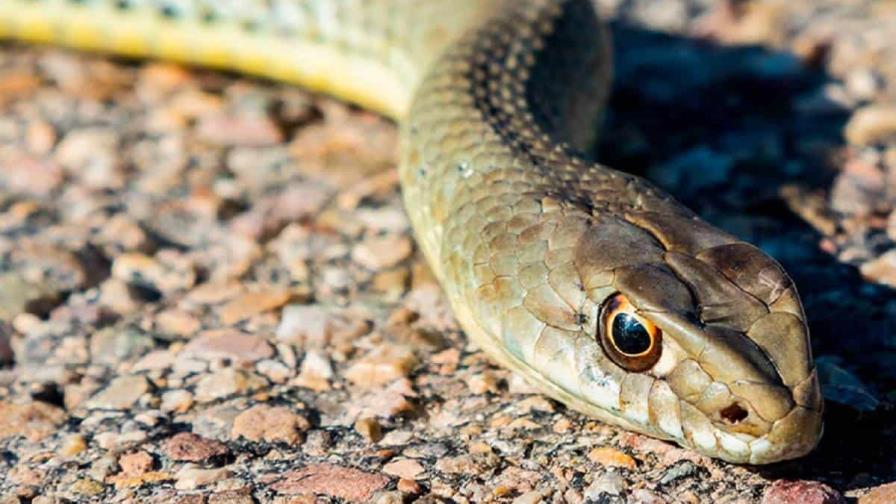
[611,313,651,355]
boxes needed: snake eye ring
[598,293,662,372]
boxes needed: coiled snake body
[0,0,823,463]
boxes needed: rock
[231,404,311,444]
[660,460,703,484]
[196,114,283,147]
[107,470,173,489]
[0,401,65,442]
[89,327,155,365]
[190,404,242,441]
[762,480,845,504]
[69,478,105,497]
[859,250,896,288]
[513,490,548,504]
[344,345,418,388]
[257,359,292,383]
[111,251,196,294]
[394,479,421,496]
[830,158,886,216]
[118,451,154,476]
[845,105,896,145]
[208,489,254,504]
[172,355,208,376]
[435,454,498,476]
[353,378,416,418]
[194,369,265,403]
[9,463,44,487]
[860,482,896,504]
[466,371,501,395]
[584,472,625,500]
[382,459,424,480]
[629,489,667,504]
[846,68,883,101]
[352,234,412,270]
[61,434,88,457]
[271,463,390,502]
[133,352,176,375]
[353,416,383,443]
[160,390,194,414]
[552,418,573,434]
[0,322,13,365]
[164,432,229,462]
[174,466,232,491]
[276,304,371,351]
[230,182,331,240]
[182,329,274,363]
[0,155,63,196]
[154,309,202,338]
[55,128,122,189]
[293,350,333,391]
[0,272,62,320]
[216,287,292,325]
[86,375,150,410]
[493,466,543,495]
[587,447,637,469]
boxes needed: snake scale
[0,0,823,464]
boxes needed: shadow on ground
[598,22,895,487]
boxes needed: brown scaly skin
[0,0,822,463]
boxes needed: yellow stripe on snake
[0,0,823,464]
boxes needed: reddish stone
[762,480,845,504]
[271,463,389,502]
[119,451,154,476]
[860,482,896,504]
[164,432,229,462]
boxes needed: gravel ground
[1,0,896,502]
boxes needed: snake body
[0,0,823,463]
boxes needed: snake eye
[598,293,662,372]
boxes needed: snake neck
[399,0,678,279]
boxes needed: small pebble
[859,250,896,288]
[587,447,637,469]
[182,329,274,364]
[164,432,229,462]
[118,451,154,476]
[382,458,424,480]
[85,375,150,410]
[61,434,88,457]
[194,369,265,403]
[68,478,105,497]
[231,404,310,444]
[344,345,418,387]
[216,287,292,325]
[845,105,896,145]
[585,471,625,499]
[160,389,194,414]
[354,416,383,443]
[352,234,413,270]
[174,466,231,491]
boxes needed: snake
[0,0,824,464]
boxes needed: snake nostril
[720,403,749,424]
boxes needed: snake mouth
[670,367,824,464]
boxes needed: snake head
[562,209,823,464]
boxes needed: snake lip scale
[0,0,824,464]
